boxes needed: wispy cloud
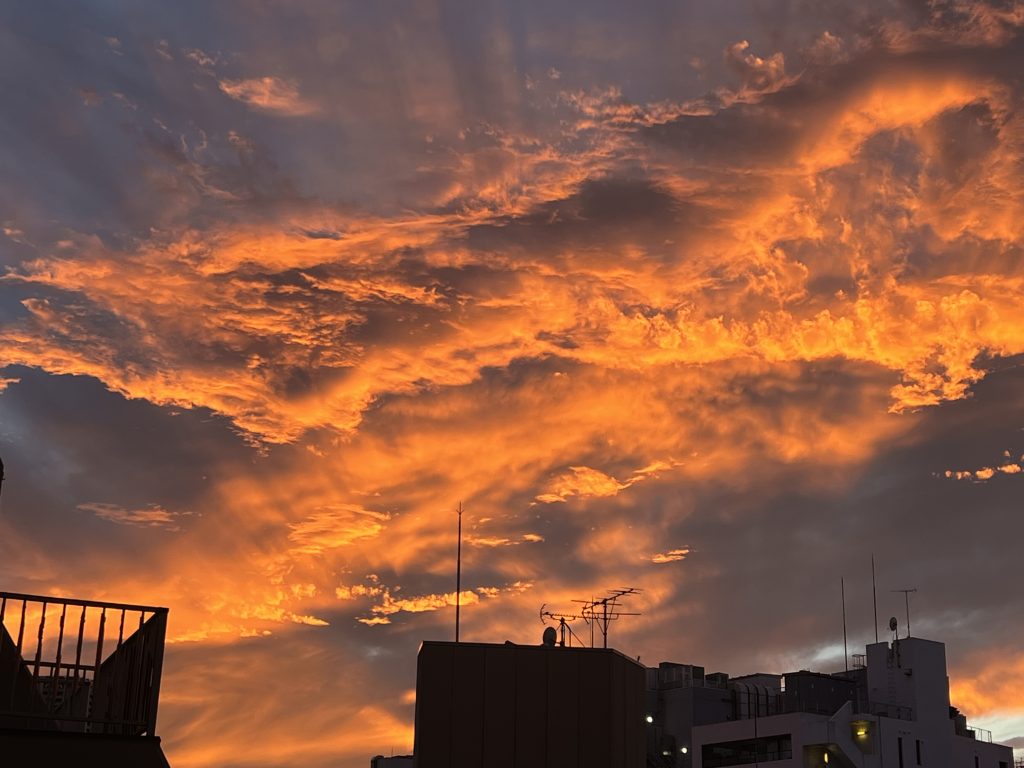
[650,547,690,564]
[944,452,1023,482]
[218,76,317,116]
[536,460,683,503]
[288,506,389,555]
[78,503,194,531]
[335,578,533,626]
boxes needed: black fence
[0,591,167,736]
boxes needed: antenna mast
[455,502,463,643]
[841,578,848,672]
[539,605,587,647]
[871,554,879,643]
[891,588,917,638]
[574,588,642,649]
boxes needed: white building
[647,637,1013,768]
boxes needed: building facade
[645,636,1012,768]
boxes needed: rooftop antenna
[891,588,917,638]
[539,604,587,647]
[841,578,848,672]
[871,554,879,643]
[455,502,464,644]
[573,588,642,649]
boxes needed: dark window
[916,739,922,765]
[701,734,793,768]
[974,757,979,768]
[898,737,904,768]
[999,762,1007,768]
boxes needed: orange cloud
[343,582,533,626]
[288,505,389,555]
[536,466,628,503]
[944,452,1024,482]
[651,548,690,564]
[218,76,318,116]
[950,653,1024,719]
[78,502,194,531]
[536,460,684,503]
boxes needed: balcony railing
[0,591,167,737]
[965,725,993,743]
[731,689,913,721]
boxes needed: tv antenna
[574,588,642,649]
[539,604,587,647]
[891,588,917,638]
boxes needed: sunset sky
[2,1,1023,765]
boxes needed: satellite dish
[542,627,557,647]
[889,616,898,632]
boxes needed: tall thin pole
[455,502,463,643]
[602,598,608,649]
[891,588,917,638]
[871,554,879,643]
[841,578,848,672]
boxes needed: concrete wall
[691,711,827,768]
[648,680,732,766]
[951,733,1014,768]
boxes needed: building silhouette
[370,755,414,767]
[403,634,1013,768]
[647,636,1013,767]
[413,639,646,768]
[0,590,172,767]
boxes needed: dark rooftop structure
[0,590,171,767]
[414,639,646,768]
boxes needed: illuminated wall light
[645,715,654,723]
[681,746,689,754]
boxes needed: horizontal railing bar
[0,713,146,727]
[0,710,148,728]
[26,661,98,672]
[0,592,166,614]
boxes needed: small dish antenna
[542,626,557,647]
[888,616,898,631]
